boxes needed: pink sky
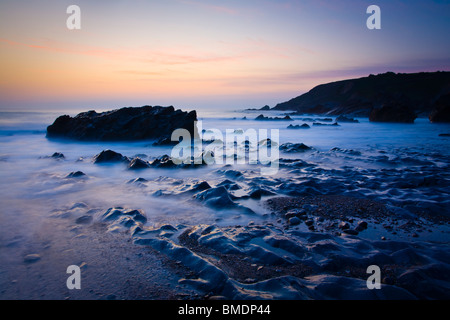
[0,0,449,111]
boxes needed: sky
[0,0,449,112]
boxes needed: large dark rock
[429,93,450,123]
[47,106,198,141]
[369,98,417,123]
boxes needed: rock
[194,186,253,214]
[287,123,310,129]
[217,179,241,190]
[279,143,312,153]
[127,177,148,184]
[51,152,65,159]
[191,181,212,192]
[128,158,150,170]
[429,93,450,123]
[24,254,41,263]
[75,215,93,224]
[369,97,417,123]
[248,188,275,199]
[285,209,305,219]
[255,114,293,121]
[312,122,339,126]
[47,106,198,142]
[338,222,350,230]
[101,208,147,224]
[66,171,86,178]
[149,155,176,168]
[305,219,314,226]
[194,186,235,208]
[289,217,301,226]
[93,150,129,164]
[152,137,178,146]
[336,115,359,123]
[343,229,359,235]
[258,139,278,148]
[355,221,368,232]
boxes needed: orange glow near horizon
[1,0,449,111]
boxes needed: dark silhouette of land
[272,71,450,123]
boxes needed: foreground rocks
[47,105,198,141]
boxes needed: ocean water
[0,109,448,232]
[1,109,450,299]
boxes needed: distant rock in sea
[255,114,293,121]
[312,122,339,126]
[47,105,198,141]
[287,123,310,129]
[246,105,271,111]
[336,115,359,123]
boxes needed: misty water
[1,110,450,232]
[1,109,450,299]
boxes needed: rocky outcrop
[369,98,417,123]
[47,106,198,142]
[272,71,450,121]
[429,93,450,123]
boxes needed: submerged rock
[336,115,359,123]
[101,207,147,224]
[75,215,93,224]
[66,171,86,178]
[47,106,198,141]
[287,123,310,129]
[194,186,254,214]
[93,150,129,164]
[24,254,41,264]
[312,122,339,126]
[280,143,312,153]
[128,158,150,170]
[255,114,293,121]
[51,152,65,159]
[149,155,177,168]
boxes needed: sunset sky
[1,0,449,112]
